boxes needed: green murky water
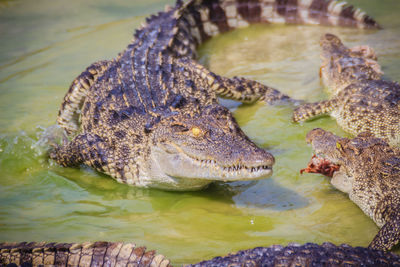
[1,0,400,265]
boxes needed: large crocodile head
[320,33,382,94]
[145,105,274,190]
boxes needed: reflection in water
[56,165,309,213]
[210,180,309,211]
[233,179,309,211]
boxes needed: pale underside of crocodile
[49,0,379,190]
[1,241,400,267]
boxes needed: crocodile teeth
[193,156,271,174]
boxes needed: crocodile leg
[292,98,338,122]
[213,75,296,104]
[178,58,295,104]
[57,60,110,136]
[369,212,400,251]
[49,133,110,174]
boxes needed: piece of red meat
[300,155,340,178]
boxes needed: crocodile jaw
[164,146,273,180]
[147,144,273,190]
[306,128,354,194]
[330,169,353,194]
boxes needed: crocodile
[292,34,400,146]
[49,0,379,190]
[303,128,400,251]
[189,242,400,266]
[0,242,170,267]
[1,242,400,267]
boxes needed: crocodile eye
[172,124,189,133]
[336,141,345,154]
[191,127,202,137]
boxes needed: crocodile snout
[306,128,342,157]
[306,128,330,144]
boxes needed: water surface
[0,0,400,265]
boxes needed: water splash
[31,124,67,157]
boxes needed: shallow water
[0,0,400,265]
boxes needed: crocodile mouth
[190,157,273,180]
[301,151,354,194]
[153,141,274,182]
[300,154,340,178]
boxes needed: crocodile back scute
[188,243,400,267]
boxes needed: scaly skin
[0,242,170,267]
[305,128,400,251]
[2,242,400,267]
[189,242,400,266]
[50,0,379,190]
[293,34,400,146]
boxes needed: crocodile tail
[175,0,379,47]
[0,241,171,267]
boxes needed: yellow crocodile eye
[336,141,343,152]
[191,127,202,137]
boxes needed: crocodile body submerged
[1,241,400,267]
[293,34,400,146]
[305,128,400,251]
[50,0,379,190]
